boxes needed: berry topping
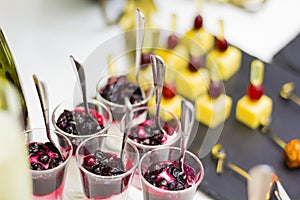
[194,15,203,29]
[209,81,223,99]
[100,76,143,106]
[82,150,125,176]
[167,34,179,50]
[247,83,263,100]
[143,162,193,191]
[56,108,105,136]
[28,142,64,170]
[284,139,300,169]
[128,118,175,146]
[162,82,176,99]
[188,56,204,72]
[215,38,228,52]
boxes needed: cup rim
[138,146,204,194]
[51,98,113,139]
[121,105,182,149]
[95,73,154,109]
[75,134,140,179]
[24,128,73,174]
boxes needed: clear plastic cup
[75,134,139,200]
[121,106,181,190]
[25,128,73,200]
[95,70,154,136]
[52,98,112,153]
[139,147,204,200]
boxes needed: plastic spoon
[32,75,61,155]
[135,9,145,95]
[179,100,195,172]
[150,54,166,134]
[280,82,300,106]
[70,55,98,126]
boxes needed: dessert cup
[139,147,204,200]
[52,98,112,153]
[96,69,154,136]
[24,128,73,200]
[75,134,139,200]
[121,105,181,190]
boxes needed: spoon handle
[180,100,195,153]
[150,55,165,121]
[70,56,90,114]
[135,9,145,85]
[180,100,194,170]
[290,94,300,106]
[120,97,132,160]
[32,75,50,138]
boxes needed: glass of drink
[25,128,73,200]
[121,105,181,190]
[139,147,204,200]
[75,134,139,200]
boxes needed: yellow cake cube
[195,94,232,128]
[175,68,210,100]
[206,46,242,81]
[148,95,182,121]
[184,28,214,53]
[152,44,189,72]
[236,95,273,129]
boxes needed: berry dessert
[184,15,214,54]
[175,46,210,101]
[148,81,183,120]
[143,161,195,191]
[128,118,176,146]
[284,139,300,169]
[195,64,232,128]
[236,60,273,129]
[27,142,65,196]
[56,107,105,136]
[206,19,242,81]
[99,75,144,120]
[80,150,132,199]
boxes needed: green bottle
[0,28,29,130]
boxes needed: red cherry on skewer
[162,82,176,99]
[247,83,263,100]
[215,38,228,52]
[188,55,204,72]
[194,15,203,29]
[167,34,179,50]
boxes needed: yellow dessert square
[175,68,210,100]
[236,95,273,129]
[206,46,242,81]
[148,95,182,121]
[195,94,232,128]
[184,28,214,53]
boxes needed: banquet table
[1,0,300,199]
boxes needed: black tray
[189,51,300,200]
[272,32,300,76]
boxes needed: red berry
[163,82,176,99]
[215,38,228,52]
[247,84,263,100]
[209,81,223,99]
[83,155,96,168]
[194,15,203,29]
[167,34,178,50]
[188,56,204,72]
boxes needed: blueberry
[49,158,61,169]
[38,154,50,164]
[31,162,44,171]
